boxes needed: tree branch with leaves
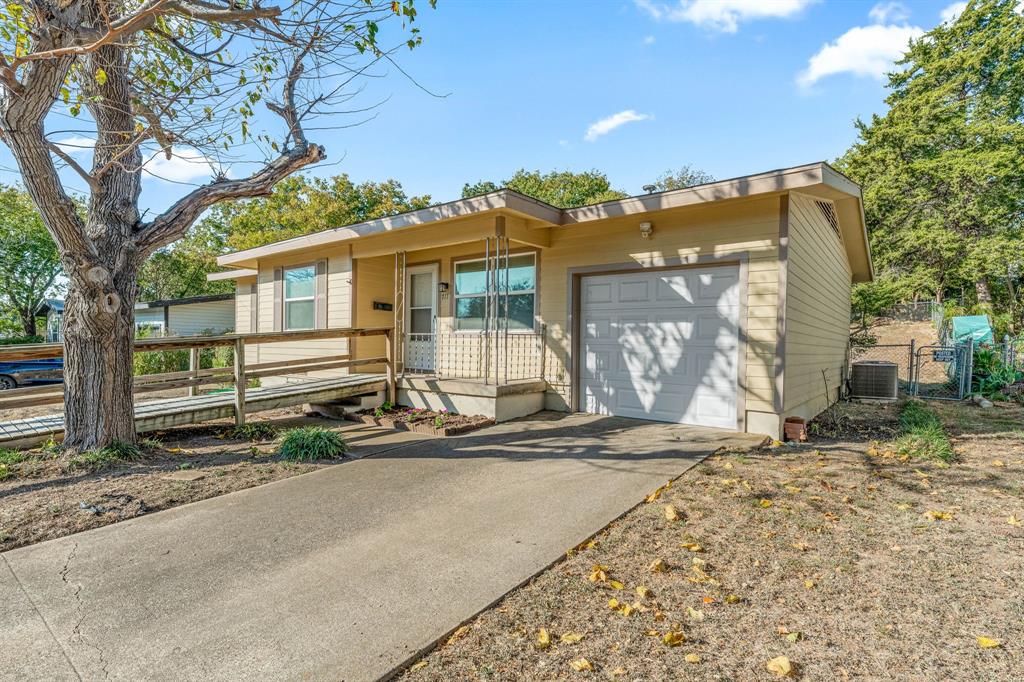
[0,0,435,450]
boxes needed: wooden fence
[0,327,396,427]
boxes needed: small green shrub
[373,401,394,418]
[229,421,279,442]
[139,437,163,452]
[0,335,43,345]
[971,347,1023,400]
[68,440,143,471]
[278,427,347,461]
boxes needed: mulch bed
[398,400,1024,681]
[346,405,494,437]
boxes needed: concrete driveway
[2,413,763,682]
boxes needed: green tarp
[948,315,994,345]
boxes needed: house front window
[453,253,536,332]
[284,265,316,330]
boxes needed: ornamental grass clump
[278,427,348,461]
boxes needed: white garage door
[580,265,740,430]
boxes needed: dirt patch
[0,409,349,553]
[348,405,493,436]
[399,401,1024,681]
[866,319,940,347]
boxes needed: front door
[405,264,437,372]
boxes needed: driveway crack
[3,552,84,681]
[60,543,109,680]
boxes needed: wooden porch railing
[0,327,396,426]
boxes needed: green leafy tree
[652,166,715,191]
[205,174,432,253]
[0,0,434,450]
[0,186,63,337]
[462,169,627,208]
[836,0,1024,323]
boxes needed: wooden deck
[0,374,386,449]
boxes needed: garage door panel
[617,279,651,302]
[580,266,740,430]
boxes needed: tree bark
[61,263,139,451]
[19,311,37,338]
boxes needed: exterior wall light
[639,221,653,239]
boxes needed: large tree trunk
[62,264,139,451]
[19,311,37,338]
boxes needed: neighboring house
[210,162,872,439]
[41,294,235,342]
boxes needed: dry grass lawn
[399,401,1024,681]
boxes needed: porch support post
[233,337,247,427]
[385,329,396,404]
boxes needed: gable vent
[814,199,841,240]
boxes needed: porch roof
[213,161,872,280]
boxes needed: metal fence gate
[911,342,972,401]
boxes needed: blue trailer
[0,358,64,389]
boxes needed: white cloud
[940,2,967,23]
[584,110,652,142]
[798,23,923,88]
[643,35,657,45]
[53,136,95,155]
[1015,0,1023,15]
[142,148,219,183]
[869,2,910,24]
[634,0,814,33]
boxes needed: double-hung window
[284,265,316,330]
[453,253,536,332]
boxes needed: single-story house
[210,162,872,439]
[41,294,235,342]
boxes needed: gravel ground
[399,400,1024,681]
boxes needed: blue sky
[2,0,973,215]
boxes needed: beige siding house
[210,162,872,438]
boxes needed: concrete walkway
[1,413,763,682]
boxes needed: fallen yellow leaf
[978,636,1001,649]
[409,660,428,671]
[536,628,550,650]
[664,504,681,522]
[608,598,620,610]
[609,666,627,677]
[609,580,625,590]
[569,658,592,672]
[560,632,584,644]
[447,625,470,644]
[724,594,742,604]
[684,653,701,664]
[661,631,686,646]
[785,485,801,494]
[650,558,668,573]
[759,499,774,508]
[635,585,651,599]
[588,564,609,582]
[680,542,703,552]
[803,579,815,589]
[992,460,1005,467]
[723,462,734,470]
[924,510,953,521]
[766,655,794,677]
[686,606,705,621]
[1008,515,1022,527]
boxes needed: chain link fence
[848,339,973,401]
